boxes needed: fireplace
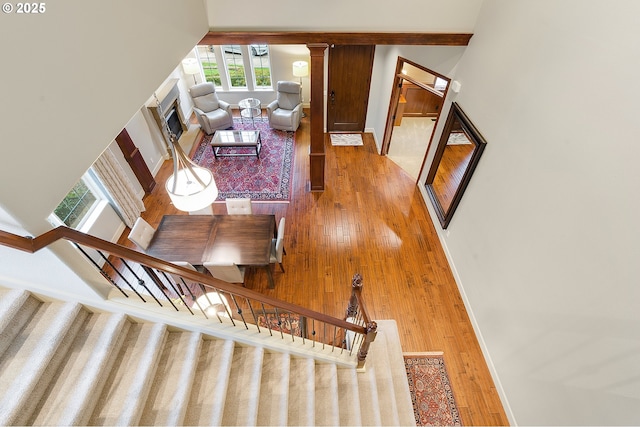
[148,78,187,149]
[165,108,183,140]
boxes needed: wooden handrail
[0,227,365,334]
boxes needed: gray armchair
[189,83,233,134]
[267,81,302,131]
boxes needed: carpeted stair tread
[88,322,168,426]
[29,312,130,426]
[0,287,416,427]
[183,338,235,426]
[256,352,290,426]
[0,300,84,425]
[337,366,363,426]
[287,357,315,426]
[377,320,417,426]
[356,351,383,426]
[139,331,203,426]
[314,362,340,426]
[0,289,41,359]
[366,320,416,426]
[221,345,265,426]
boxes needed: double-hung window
[195,45,272,91]
[53,174,101,229]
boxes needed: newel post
[357,321,378,370]
[346,273,362,319]
[347,273,377,370]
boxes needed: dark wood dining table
[145,214,277,288]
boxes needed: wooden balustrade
[0,227,376,366]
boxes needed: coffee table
[210,130,261,159]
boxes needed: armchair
[189,83,233,134]
[267,81,302,131]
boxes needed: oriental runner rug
[256,311,306,338]
[404,352,463,426]
[191,118,295,202]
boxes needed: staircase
[0,287,416,426]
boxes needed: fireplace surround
[148,78,188,150]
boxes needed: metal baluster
[323,323,326,350]
[93,250,152,303]
[332,326,337,352]
[230,294,248,329]
[245,298,260,333]
[73,244,130,298]
[274,307,284,340]
[158,270,193,315]
[261,304,273,336]
[188,282,208,319]
[215,289,236,326]
[311,319,316,347]
[117,257,164,307]
[141,265,179,310]
[287,312,295,342]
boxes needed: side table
[238,98,261,125]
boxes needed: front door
[327,45,375,132]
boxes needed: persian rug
[404,352,463,426]
[256,310,306,338]
[191,118,295,201]
[330,133,364,146]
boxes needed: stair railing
[0,226,376,368]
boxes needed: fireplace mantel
[148,78,188,150]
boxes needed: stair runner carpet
[0,287,416,426]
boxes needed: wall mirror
[425,102,487,228]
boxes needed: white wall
[0,0,209,235]
[206,0,482,32]
[419,1,640,425]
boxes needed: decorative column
[307,43,328,191]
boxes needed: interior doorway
[381,58,449,180]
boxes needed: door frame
[380,57,450,179]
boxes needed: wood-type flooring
[117,112,509,426]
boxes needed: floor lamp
[292,61,308,117]
[181,58,199,85]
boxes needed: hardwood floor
[118,112,509,426]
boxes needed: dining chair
[270,217,286,272]
[167,261,200,297]
[225,198,253,215]
[203,261,246,284]
[127,217,156,251]
[188,205,214,215]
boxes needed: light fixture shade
[181,58,200,75]
[165,166,218,212]
[292,61,309,77]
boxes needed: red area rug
[404,353,463,426]
[191,117,294,202]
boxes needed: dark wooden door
[115,129,156,193]
[327,45,375,132]
[402,82,444,117]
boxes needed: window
[196,45,221,86]
[222,44,247,88]
[250,44,272,88]
[54,178,99,228]
[196,45,272,91]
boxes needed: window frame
[196,45,273,92]
[51,173,105,230]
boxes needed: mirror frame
[425,102,487,228]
